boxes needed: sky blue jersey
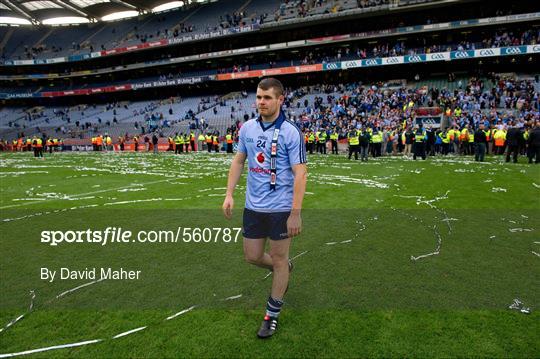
[237,111,307,212]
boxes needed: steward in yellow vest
[225,133,233,154]
[347,128,359,160]
[330,130,339,155]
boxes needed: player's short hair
[257,78,284,98]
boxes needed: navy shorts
[243,208,290,240]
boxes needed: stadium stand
[3,0,521,62]
[1,26,537,96]
[2,73,538,144]
[0,0,538,153]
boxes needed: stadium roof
[0,0,212,25]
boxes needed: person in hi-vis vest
[225,131,234,153]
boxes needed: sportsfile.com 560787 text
[40,227,242,246]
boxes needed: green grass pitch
[0,151,539,357]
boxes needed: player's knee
[244,252,262,264]
[269,253,287,267]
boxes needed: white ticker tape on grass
[112,326,147,339]
[1,279,105,336]
[508,228,534,233]
[391,197,450,261]
[166,305,197,321]
[0,302,202,357]
[0,205,379,357]
[0,291,34,334]
[0,248,325,357]
[291,250,309,261]
[0,339,103,358]
[411,225,443,262]
[56,278,105,299]
[508,298,532,314]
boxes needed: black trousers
[320,142,327,154]
[528,145,540,163]
[331,140,338,154]
[175,145,181,154]
[360,145,368,161]
[426,142,434,156]
[475,143,486,162]
[413,142,426,160]
[442,143,449,155]
[348,144,359,160]
[372,143,381,157]
[506,145,519,163]
[207,143,212,152]
[226,143,233,153]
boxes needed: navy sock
[265,296,283,318]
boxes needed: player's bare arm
[287,163,307,238]
[223,151,247,219]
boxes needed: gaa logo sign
[325,62,340,70]
[386,57,400,64]
[479,49,496,56]
[416,118,441,127]
[503,47,523,55]
[429,53,445,60]
[364,59,379,66]
[407,55,423,62]
[454,51,470,59]
[532,45,540,53]
[345,61,360,68]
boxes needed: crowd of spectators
[2,73,538,160]
[214,28,537,77]
[275,76,538,147]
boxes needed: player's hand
[222,195,234,220]
[287,211,302,238]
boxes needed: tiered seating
[242,0,281,21]
[183,0,246,35]
[270,0,376,22]
[1,27,45,59]
[0,107,25,128]
[1,0,261,61]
